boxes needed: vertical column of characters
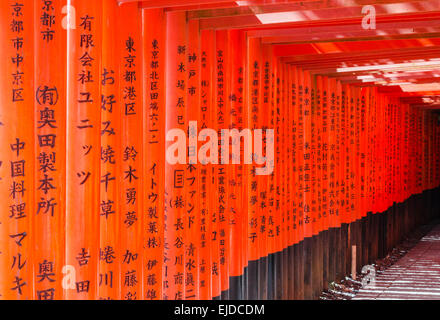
[421,108,427,193]
[365,88,372,212]
[434,115,437,188]
[392,100,397,204]
[385,98,391,209]
[382,95,388,211]
[437,113,440,189]
[360,87,372,215]
[420,109,424,193]
[362,87,374,213]
[227,30,245,295]
[302,70,313,237]
[267,52,277,264]
[420,109,425,193]
[321,77,329,230]
[416,109,424,193]
[163,11,188,300]
[269,56,280,299]
[294,67,304,244]
[334,80,342,226]
[210,30,220,299]
[354,88,361,220]
[386,98,397,206]
[257,44,271,300]
[412,106,417,194]
[375,91,382,212]
[364,88,371,213]
[376,94,384,212]
[185,19,201,300]
[390,99,395,207]
[314,76,322,234]
[374,91,380,213]
[357,87,363,212]
[33,0,66,301]
[378,94,387,212]
[396,101,401,202]
[286,64,295,300]
[273,58,281,259]
[374,90,380,210]
[407,106,412,198]
[270,55,281,260]
[328,78,337,228]
[402,104,409,201]
[246,36,261,299]
[372,93,378,212]
[289,66,299,245]
[426,111,431,192]
[246,37,261,267]
[427,113,432,190]
[241,36,249,298]
[274,59,284,299]
[430,113,435,190]
[308,73,316,234]
[65,0,102,300]
[117,2,143,301]
[436,115,440,188]
[315,76,324,233]
[431,114,434,188]
[208,31,221,299]
[387,97,392,207]
[432,114,436,189]
[215,30,229,297]
[418,109,423,194]
[388,100,394,207]
[0,0,34,300]
[422,109,426,191]
[352,88,359,218]
[379,94,385,211]
[282,63,290,251]
[286,63,292,236]
[379,92,385,208]
[198,29,214,300]
[366,88,375,213]
[426,112,430,190]
[309,73,319,235]
[408,107,416,195]
[423,111,429,193]
[406,105,414,197]
[340,85,349,224]
[410,107,415,196]
[347,86,355,223]
[285,64,294,251]
[435,113,438,189]
[282,63,287,257]
[412,107,417,195]
[377,94,386,212]
[398,101,404,202]
[347,87,355,222]
[296,69,305,239]
[142,8,165,301]
[359,88,367,216]
[280,62,288,299]
[277,61,283,255]
[98,0,120,300]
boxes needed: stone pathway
[354,225,440,300]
